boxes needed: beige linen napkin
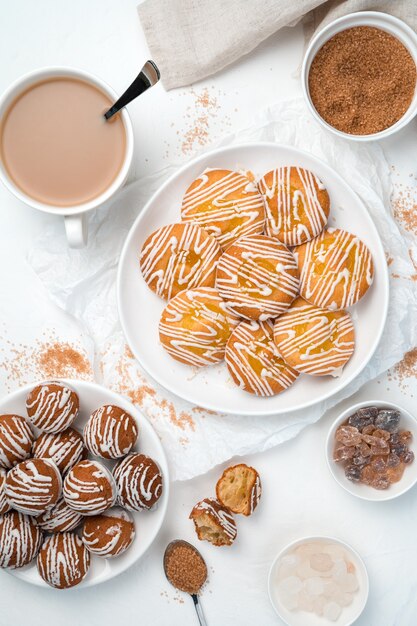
[138,0,417,90]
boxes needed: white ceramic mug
[0,67,134,247]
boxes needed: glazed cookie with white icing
[0,414,33,469]
[140,222,222,300]
[181,169,265,249]
[258,166,330,246]
[215,235,299,321]
[0,511,43,569]
[273,296,355,376]
[5,458,62,516]
[36,497,83,533]
[83,405,138,460]
[113,453,163,512]
[33,427,85,475]
[37,532,90,589]
[159,287,240,366]
[26,382,79,434]
[225,319,298,396]
[295,228,374,310]
[82,508,135,558]
[63,460,116,516]
[0,469,10,515]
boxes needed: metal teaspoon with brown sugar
[163,539,208,626]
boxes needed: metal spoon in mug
[104,60,160,120]
[164,539,208,626]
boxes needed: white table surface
[1,1,417,625]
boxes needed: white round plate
[268,536,369,626]
[117,143,389,415]
[326,400,417,501]
[1,379,169,588]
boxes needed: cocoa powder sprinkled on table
[165,543,207,595]
[308,26,417,135]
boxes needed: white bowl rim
[0,66,134,216]
[301,11,417,142]
[267,534,369,626]
[117,141,390,416]
[325,399,417,501]
[1,377,170,589]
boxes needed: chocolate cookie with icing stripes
[26,381,79,434]
[295,227,374,310]
[273,296,355,376]
[181,168,265,249]
[215,235,299,321]
[0,413,33,469]
[140,222,222,300]
[36,497,83,533]
[33,427,85,474]
[5,458,62,516]
[0,469,10,515]
[258,166,330,246]
[63,460,116,516]
[82,508,135,557]
[113,453,163,512]
[159,286,240,367]
[0,511,43,569]
[37,532,90,589]
[83,405,138,460]
[225,319,299,396]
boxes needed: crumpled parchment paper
[28,99,417,480]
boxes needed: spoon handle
[104,60,160,120]
[192,594,208,626]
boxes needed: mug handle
[64,213,88,248]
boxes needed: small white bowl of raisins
[326,401,417,501]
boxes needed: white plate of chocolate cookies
[117,143,389,415]
[0,379,169,588]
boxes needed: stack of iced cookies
[0,381,163,588]
[139,167,375,397]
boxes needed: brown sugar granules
[165,541,207,595]
[0,333,93,390]
[392,182,417,236]
[37,342,92,379]
[388,347,417,391]
[308,26,416,135]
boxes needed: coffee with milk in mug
[0,76,126,207]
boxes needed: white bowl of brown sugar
[302,11,417,141]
